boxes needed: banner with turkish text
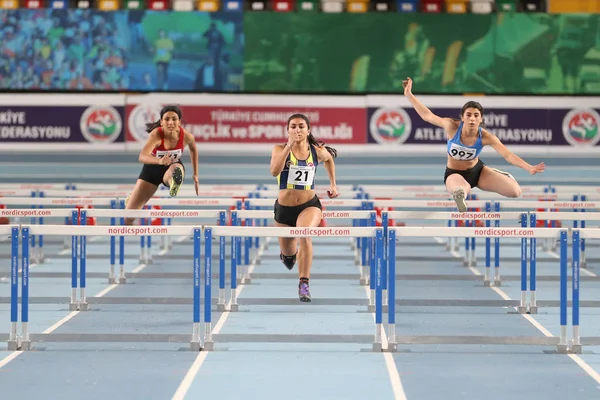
[367,106,600,148]
[0,105,125,143]
[126,103,366,144]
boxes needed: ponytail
[145,120,161,133]
[308,133,337,159]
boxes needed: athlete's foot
[453,188,467,212]
[298,282,311,303]
[169,168,183,197]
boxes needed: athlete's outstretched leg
[445,174,471,212]
[162,163,185,197]
[477,167,522,198]
[124,180,158,225]
[295,207,323,303]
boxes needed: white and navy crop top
[446,122,483,161]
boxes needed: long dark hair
[145,105,183,133]
[287,113,338,159]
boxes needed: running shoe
[298,282,311,303]
[169,168,183,197]
[452,188,467,212]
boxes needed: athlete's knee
[124,217,136,226]
[280,252,297,270]
[299,237,312,248]
[507,185,522,198]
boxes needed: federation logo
[128,103,163,142]
[80,106,122,143]
[369,107,412,145]
[562,108,600,147]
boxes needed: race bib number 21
[287,164,315,187]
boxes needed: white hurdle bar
[496,200,600,252]
[231,209,376,292]
[201,225,386,352]
[382,211,524,287]
[386,226,580,353]
[82,209,228,284]
[0,208,75,263]
[8,224,204,351]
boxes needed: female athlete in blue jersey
[402,77,545,212]
[269,113,339,302]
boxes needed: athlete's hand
[158,155,172,166]
[193,175,199,196]
[402,77,413,96]
[529,162,545,175]
[286,134,295,149]
[327,186,339,198]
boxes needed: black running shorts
[274,195,322,227]
[443,159,485,188]
[138,161,185,187]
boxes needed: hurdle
[227,209,377,312]
[7,223,206,351]
[496,200,600,252]
[382,210,524,287]
[80,208,227,285]
[0,197,115,253]
[200,225,386,352]
[385,226,580,354]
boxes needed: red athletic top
[151,126,185,162]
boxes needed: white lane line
[0,280,123,370]
[433,236,600,385]
[171,238,270,400]
[360,267,407,400]
[548,250,596,277]
[451,242,600,385]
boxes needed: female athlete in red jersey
[125,105,199,224]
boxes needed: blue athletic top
[277,144,319,190]
[446,122,483,161]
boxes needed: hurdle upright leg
[8,227,20,350]
[557,230,569,354]
[484,203,492,286]
[372,228,384,352]
[580,195,587,269]
[517,213,528,314]
[386,229,397,352]
[191,228,202,351]
[119,199,126,284]
[571,230,581,354]
[21,227,31,351]
[79,211,89,311]
[529,213,538,314]
[493,202,501,286]
[70,210,79,311]
[109,200,117,284]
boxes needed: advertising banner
[244,12,600,96]
[125,95,366,144]
[367,102,600,148]
[0,104,125,144]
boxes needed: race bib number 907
[448,143,477,161]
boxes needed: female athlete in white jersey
[125,105,199,224]
[270,113,339,302]
[402,77,545,211]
